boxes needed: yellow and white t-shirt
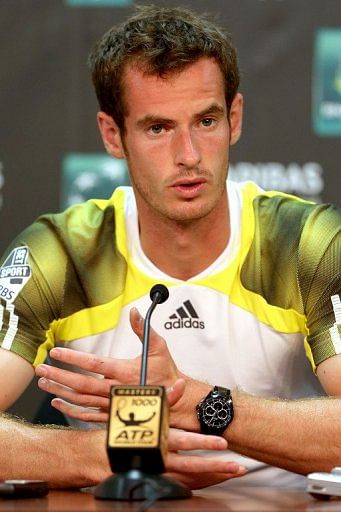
[0,180,340,402]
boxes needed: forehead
[121,57,226,119]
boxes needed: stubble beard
[130,169,228,225]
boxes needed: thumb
[129,307,144,338]
[167,378,186,407]
[129,307,167,354]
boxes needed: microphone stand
[95,285,192,501]
[140,290,161,386]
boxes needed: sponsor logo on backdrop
[65,0,132,5]
[61,153,130,209]
[229,162,324,202]
[0,162,3,211]
[313,29,341,136]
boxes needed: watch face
[201,396,232,429]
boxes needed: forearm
[0,414,111,488]
[225,390,341,474]
[175,384,341,475]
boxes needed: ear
[229,93,243,145]
[97,111,125,159]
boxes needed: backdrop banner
[1,0,341,257]
[1,0,341,420]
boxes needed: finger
[167,379,186,407]
[129,307,144,338]
[35,365,112,396]
[166,452,246,475]
[45,348,139,384]
[51,398,109,423]
[130,308,168,355]
[37,378,110,409]
[168,428,227,452]
[46,348,117,377]
[166,471,240,490]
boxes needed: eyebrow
[136,103,226,129]
[194,103,226,120]
[136,115,173,129]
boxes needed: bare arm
[0,348,34,409]
[0,413,110,487]
[316,354,341,395]
[0,411,244,489]
[223,355,341,474]
[224,391,341,474]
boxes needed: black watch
[196,386,234,436]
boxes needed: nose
[173,129,201,169]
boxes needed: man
[0,383,242,488]
[1,4,340,484]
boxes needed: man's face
[100,57,242,224]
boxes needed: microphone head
[150,284,169,304]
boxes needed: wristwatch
[196,386,234,436]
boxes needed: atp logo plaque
[107,386,168,474]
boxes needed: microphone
[140,284,169,385]
[150,283,169,304]
[95,284,191,502]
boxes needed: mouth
[170,178,207,198]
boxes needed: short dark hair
[89,4,240,131]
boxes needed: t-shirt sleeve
[0,220,68,365]
[299,203,341,368]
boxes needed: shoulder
[5,187,133,259]
[39,194,120,242]
[236,181,340,312]
[235,180,340,240]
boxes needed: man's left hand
[36,307,209,430]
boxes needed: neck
[138,195,230,281]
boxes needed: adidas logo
[164,300,205,330]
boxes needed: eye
[149,124,164,135]
[201,118,215,127]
